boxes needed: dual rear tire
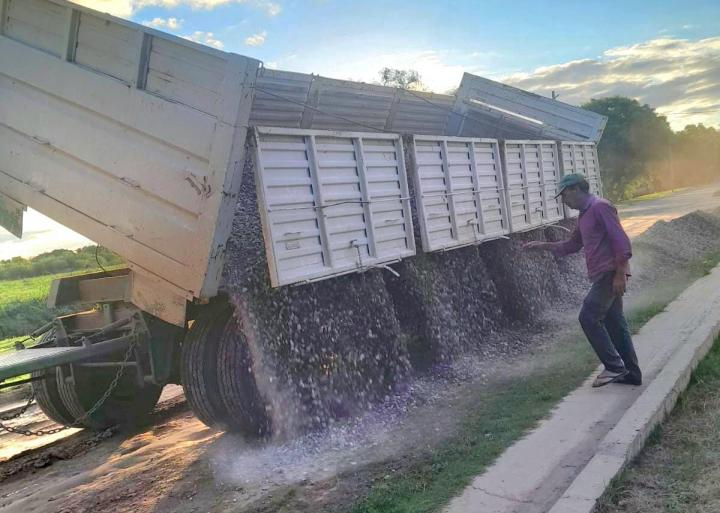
[32,302,270,436]
[181,301,269,436]
[31,332,162,430]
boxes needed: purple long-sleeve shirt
[552,195,632,282]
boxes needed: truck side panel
[0,0,259,324]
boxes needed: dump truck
[0,0,606,433]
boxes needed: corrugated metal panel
[249,69,453,135]
[312,78,393,131]
[501,140,564,232]
[390,91,454,134]
[254,127,415,286]
[457,73,608,142]
[559,142,603,218]
[407,135,509,252]
[250,68,312,128]
[0,0,260,324]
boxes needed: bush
[0,246,123,280]
[0,300,54,339]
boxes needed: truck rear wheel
[31,333,76,426]
[56,368,162,430]
[181,302,235,429]
[32,368,77,426]
[217,325,270,437]
[181,300,269,435]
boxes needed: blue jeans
[579,271,641,378]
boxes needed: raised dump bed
[0,0,259,326]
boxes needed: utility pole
[551,90,560,100]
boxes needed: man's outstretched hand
[522,241,552,252]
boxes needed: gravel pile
[631,209,720,287]
[384,247,502,370]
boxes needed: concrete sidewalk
[444,265,720,513]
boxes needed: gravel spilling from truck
[220,155,588,437]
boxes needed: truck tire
[31,330,161,429]
[31,332,76,426]
[32,369,77,427]
[217,327,270,437]
[181,301,235,429]
[56,368,162,430]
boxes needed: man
[524,174,642,387]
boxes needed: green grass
[0,267,123,339]
[0,274,61,340]
[348,251,720,513]
[0,336,28,353]
[0,273,59,306]
[619,187,689,205]
[597,336,720,513]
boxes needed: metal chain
[0,335,140,437]
[0,393,36,422]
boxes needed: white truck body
[0,1,608,329]
[0,0,259,325]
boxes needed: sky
[70,0,720,130]
[1,0,719,259]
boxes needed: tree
[582,97,674,200]
[379,68,425,90]
[671,124,720,188]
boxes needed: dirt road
[618,183,720,238]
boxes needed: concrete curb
[548,316,720,513]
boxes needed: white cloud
[71,0,281,18]
[265,61,278,69]
[182,31,224,49]
[142,16,183,30]
[503,37,720,129]
[244,30,267,46]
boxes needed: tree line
[0,246,123,280]
[582,97,720,201]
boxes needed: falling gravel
[219,149,588,436]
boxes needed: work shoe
[614,374,643,386]
[592,369,629,388]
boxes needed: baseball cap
[555,173,587,198]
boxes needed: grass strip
[619,188,689,205]
[349,252,720,513]
[597,336,720,513]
